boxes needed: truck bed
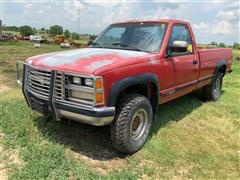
[198,48,232,78]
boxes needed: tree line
[3,25,97,40]
[209,41,240,50]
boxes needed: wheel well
[116,82,158,109]
[218,64,226,77]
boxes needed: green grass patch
[0,92,136,179]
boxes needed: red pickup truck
[16,19,232,153]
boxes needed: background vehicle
[52,34,87,48]
[16,19,232,153]
[30,35,42,42]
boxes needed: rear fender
[215,60,227,77]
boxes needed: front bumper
[25,82,115,126]
[17,61,115,126]
[55,101,115,126]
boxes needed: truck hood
[27,48,151,74]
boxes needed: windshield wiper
[111,42,151,53]
[90,42,105,48]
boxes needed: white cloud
[83,0,120,7]
[212,0,237,3]
[193,4,239,36]
[63,1,135,30]
[151,7,172,19]
[193,22,210,30]
[217,10,239,20]
[224,1,239,9]
[24,3,32,9]
[136,3,185,21]
[38,9,42,14]
[63,1,84,22]
[193,20,237,35]
[211,20,232,34]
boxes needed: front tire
[111,94,153,154]
[202,72,223,101]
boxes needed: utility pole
[0,0,3,38]
[78,8,80,43]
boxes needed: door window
[168,24,193,56]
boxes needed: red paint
[27,19,233,106]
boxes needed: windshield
[91,22,167,53]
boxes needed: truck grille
[24,65,95,109]
[25,66,51,100]
[53,73,95,108]
[53,72,65,100]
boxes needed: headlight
[84,78,94,87]
[72,77,81,85]
[65,74,104,105]
[70,90,94,100]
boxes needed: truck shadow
[34,89,220,161]
[35,116,124,161]
[152,90,204,134]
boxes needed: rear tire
[202,72,223,101]
[110,94,153,154]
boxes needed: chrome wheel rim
[213,77,221,98]
[130,108,148,141]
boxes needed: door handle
[192,60,198,65]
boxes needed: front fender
[107,73,160,106]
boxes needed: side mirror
[87,40,93,46]
[170,40,188,53]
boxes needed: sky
[0,0,239,45]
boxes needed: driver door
[166,24,199,91]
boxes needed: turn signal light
[95,78,102,89]
[96,93,103,103]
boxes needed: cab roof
[112,19,190,25]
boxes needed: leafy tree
[233,42,240,50]
[49,25,63,36]
[41,27,45,31]
[210,41,217,46]
[72,32,79,40]
[3,25,20,32]
[64,29,71,38]
[89,34,97,40]
[218,42,226,48]
[20,25,34,36]
[32,27,37,34]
